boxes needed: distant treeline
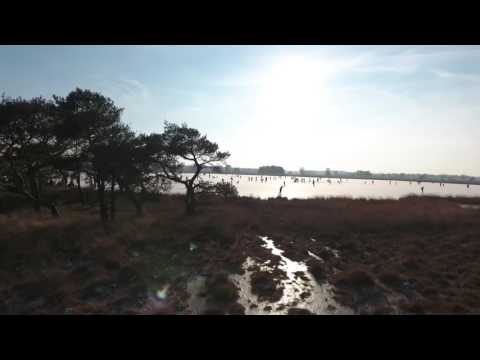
[0,88,230,220]
[191,165,479,185]
[258,166,286,176]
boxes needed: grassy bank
[1,192,480,314]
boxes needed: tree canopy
[0,90,231,219]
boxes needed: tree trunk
[110,175,116,220]
[38,172,43,196]
[126,186,143,217]
[41,201,60,217]
[28,170,41,212]
[77,172,85,205]
[63,172,68,191]
[185,185,196,215]
[97,177,108,222]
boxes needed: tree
[157,122,230,214]
[115,133,172,217]
[0,95,67,216]
[53,88,124,221]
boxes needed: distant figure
[372,180,374,184]
[278,185,283,197]
[283,181,286,186]
[421,186,424,194]
[467,184,470,188]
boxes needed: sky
[1,45,480,176]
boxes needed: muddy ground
[1,192,480,314]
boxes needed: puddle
[233,236,352,314]
[185,236,353,315]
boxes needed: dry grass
[1,192,480,314]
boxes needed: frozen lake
[168,173,480,200]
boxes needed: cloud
[431,69,480,82]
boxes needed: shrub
[214,182,238,200]
[250,271,283,302]
[206,273,239,305]
[378,271,406,288]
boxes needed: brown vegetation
[1,192,480,314]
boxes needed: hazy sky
[1,45,479,175]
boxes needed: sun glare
[253,55,332,131]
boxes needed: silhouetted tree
[0,95,67,216]
[114,133,171,217]
[158,122,230,214]
[53,88,123,221]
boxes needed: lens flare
[156,285,170,301]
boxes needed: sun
[254,55,331,125]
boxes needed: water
[186,236,353,315]
[231,236,352,315]
[168,174,480,199]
